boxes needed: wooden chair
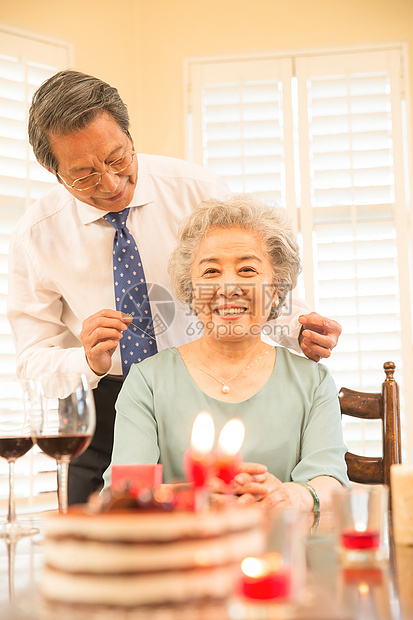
[339,361,402,488]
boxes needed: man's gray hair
[28,70,131,174]
[168,194,301,320]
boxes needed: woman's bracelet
[295,481,320,513]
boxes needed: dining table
[0,508,412,620]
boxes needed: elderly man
[7,70,341,504]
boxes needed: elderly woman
[103,195,349,512]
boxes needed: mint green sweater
[104,346,349,488]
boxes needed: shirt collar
[76,154,154,225]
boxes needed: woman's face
[190,226,277,342]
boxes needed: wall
[134,0,413,158]
[0,0,143,141]
[2,0,413,157]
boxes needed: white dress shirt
[7,154,310,388]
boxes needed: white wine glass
[0,380,39,539]
[29,373,95,514]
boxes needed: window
[186,44,413,459]
[0,25,72,512]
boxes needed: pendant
[222,384,230,394]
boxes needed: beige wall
[0,0,142,140]
[2,0,413,157]
[134,0,413,157]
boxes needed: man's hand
[80,310,132,375]
[298,312,342,362]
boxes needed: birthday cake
[41,489,266,607]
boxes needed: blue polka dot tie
[104,208,157,377]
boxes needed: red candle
[215,451,242,484]
[239,556,291,600]
[216,418,245,485]
[184,411,215,488]
[342,528,380,550]
[183,449,213,488]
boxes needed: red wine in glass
[29,373,96,514]
[36,434,91,460]
[0,437,33,461]
[0,381,39,540]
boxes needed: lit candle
[215,419,245,485]
[239,554,291,600]
[183,411,215,488]
[342,523,380,550]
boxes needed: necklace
[189,348,271,394]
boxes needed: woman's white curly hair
[168,194,301,320]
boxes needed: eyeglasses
[57,150,136,191]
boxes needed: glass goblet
[30,373,95,514]
[0,380,39,539]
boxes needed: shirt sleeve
[7,227,105,388]
[291,364,349,486]
[263,295,312,352]
[102,364,160,489]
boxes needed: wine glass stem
[7,541,16,602]
[57,460,69,514]
[7,461,16,524]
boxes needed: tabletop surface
[1,511,413,620]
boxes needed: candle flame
[358,582,369,595]
[191,411,215,454]
[218,418,245,455]
[355,522,367,532]
[241,557,268,578]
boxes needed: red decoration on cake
[111,464,163,495]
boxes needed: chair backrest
[339,361,401,488]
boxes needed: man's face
[47,111,138,212]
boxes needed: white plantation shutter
[0,26,72,511]
[296,49,412,457]
[186,45,413,459]
[189,57,298,226]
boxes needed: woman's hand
[233,464,293,510]
[210,463,339,514]
[210,462,319,513]
[210,462,292,510]
[209,461,266,506]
